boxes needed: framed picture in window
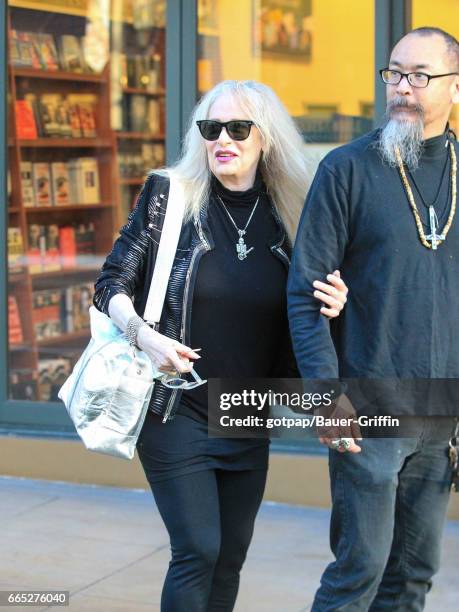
[254,0,312,61]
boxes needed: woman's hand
[313,269,348,318]
[136,326,200,374]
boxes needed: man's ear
[452,77,459,105]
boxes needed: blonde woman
[93,80,348,612]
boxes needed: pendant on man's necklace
[236,230,254,261]
[426,205,445,251]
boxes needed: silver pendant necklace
[217,194,260,260]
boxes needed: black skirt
[136,408,269,484]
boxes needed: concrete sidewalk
[1,476,458,612]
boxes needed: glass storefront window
[197,0,375,154]
[7,0,166,402]
[412,0,459,134]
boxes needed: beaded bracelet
[125,315,149,347]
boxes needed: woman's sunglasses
[159,366,207,390]
[196,120,254,141]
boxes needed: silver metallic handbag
[58,172,185,460]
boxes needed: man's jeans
[312,418,455,612]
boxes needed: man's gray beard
[377,112,424,170]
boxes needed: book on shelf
[147,98,161,134]
[38,357,72,402]
[55,97,73,138]
[20,161,35,207]
[22,159,101,207]
[78,102,97,138]
[118,52,128,87]
[10,30,98,75]
[130,95,147,132]
[36,33,60,71]
[133,54,150,89]
[64,282,93,333]
[15,100,38,139]
[8,227,25,272]
[145,53,162,92]
[32,288,62,340]
[11,31,59,70]
[118,144,164,178]
[9,369,38,401]
[23,93,44,136]
[8,295,24,345]
[31,282,94,343]
[67,157,100,204]
[75,222,96,257]
[80,34,104,74]
[15,93,97,139]
[38,94,66,138]
[27,223,59,274]
[119,51,163,90]
[58,35,85,73]
[32,163,52,206]
[43,224,61,272]
[128,95,164,134]
[16,31,42,69]
[66,93,97,137]
[59,225,77,268]
[50,162,71,206]
[126,54,136,88]
[68,103,83,138]
[9,29,22,67]
[27,223,42,274]
[26,222,96,272]
[9,30,36,68]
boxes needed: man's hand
[316,393,362,453]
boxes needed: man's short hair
[408,27,459,70]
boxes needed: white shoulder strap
[143,171,186,325]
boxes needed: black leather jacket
[93,172,298,421]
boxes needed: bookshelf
[7,1,166,402]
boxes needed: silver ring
[331,438,351,451]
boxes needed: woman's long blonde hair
[153,80,311,243]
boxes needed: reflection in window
[198,0,374,146]
[7,0,167,402]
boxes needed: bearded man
[288,28,459,611]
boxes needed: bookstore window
[197,0,374,152]
[411,0,459,134]
[7,0,167,403]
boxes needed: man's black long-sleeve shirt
[287,129,459,387]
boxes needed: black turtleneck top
[288,128,459,411]
[178,172,288,422]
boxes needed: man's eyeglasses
[196,120,254,141]
[159,366,207,390]
[380,68,459,88]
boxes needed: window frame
[0,0,408,448]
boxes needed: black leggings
[148,468,267,612]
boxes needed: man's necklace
[216,194,259,260]
[395,141,457,250]
[408,149,450,212]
